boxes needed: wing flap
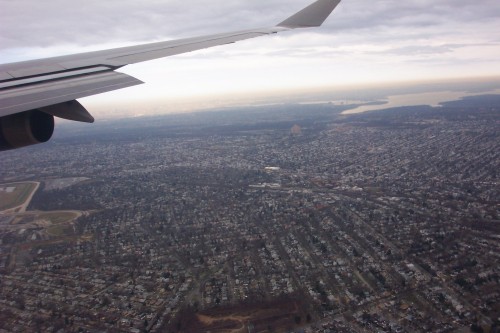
[0,71,143,117]
[0,72,13,81]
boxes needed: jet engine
[0,110,54,151]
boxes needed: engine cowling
[0,110,54,151]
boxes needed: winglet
[277,0,341,29]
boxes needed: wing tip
[277,0,341,29]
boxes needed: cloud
[0,0,297,50]
[0,0,497,48]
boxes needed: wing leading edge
[0,0,341,150]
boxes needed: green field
[0,182,37,211]
[9,212,78,236]
[42,212,78,236]
[41,212,78,224]
[47,223,74,237]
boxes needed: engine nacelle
[0,110,54,151]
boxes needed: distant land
[77,76,500,119]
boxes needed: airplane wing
[0,0,341,151]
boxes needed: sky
[1,0,500,117]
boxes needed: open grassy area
[41,212,78,237]
[170,295,308,333]
[9,212,77,226]
[47,224,74,237]
[40,212,78,225]
[5,211,78,237]
[0,182,37,211]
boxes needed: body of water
[342,89,500,114]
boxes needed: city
[0,95,499,332]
